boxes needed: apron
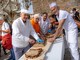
[2,33,12,50]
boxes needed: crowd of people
[0,2,80,60]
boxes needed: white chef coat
[12,17,39,48]
[56,10,79,60]
[56,10,77,43]
[39,17,50,34]
[2,22,10,36]
[56,10,77,32]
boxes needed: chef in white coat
[49,2,79,60]
[12,9,44,60]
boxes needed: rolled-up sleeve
[59,11,68,21]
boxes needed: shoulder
[4,22,9,25]
[60,10,68,14]
[13,17,21,25]
[59,10,69,17]
[2,22,10,29]
[3,22,9,27]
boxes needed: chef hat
[0,17,3,20]
[49,2,57,8]
[20,9,30,14]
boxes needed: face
[43,14,47,21]
[50,6,57,14]
[20,13,29,21]
[34,17,39,23]
[49,17,55,24]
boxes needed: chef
[12,9,44,60]
[49,2,79,60]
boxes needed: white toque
[49,2,57,8]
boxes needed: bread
[33,43,45,47]
[25,48,43,59]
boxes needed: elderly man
[12,9,44,60]
[30,14,45,40]
[30,14,41,34]
[49,2,79,60]
[39,12,50,35]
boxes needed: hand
[48,38,55,42]
[29,39,36,45]
[37,33,40,36]
[39,34,46,40]
[37,38,44,43]
[40,35,46,40]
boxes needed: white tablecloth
[44,37,65,60]
[19,37,65,60]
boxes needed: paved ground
[0,33,80,60]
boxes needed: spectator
[39,12,50,35]
[48,14,59,33]
[70,8,80,21]
[0,17,15,60]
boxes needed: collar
[19,17,28,25]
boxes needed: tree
[0,0,19,21]
[0,0,33,21]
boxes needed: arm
[48,19,65,42]
[30,23,39,40]
[1,23,11,33]
[1,29,10,33]
[54,19,65,39]
[30,22,44,43]
[48,11,68,42]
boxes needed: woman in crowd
[0,16,15,60]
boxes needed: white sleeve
[59,11,68,21]
[4,23,10,30]
[12,21,30,42]
[30,22,39,40]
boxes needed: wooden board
[21,41,52,60]
[19,34,63,60]
[19,40,51,60]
